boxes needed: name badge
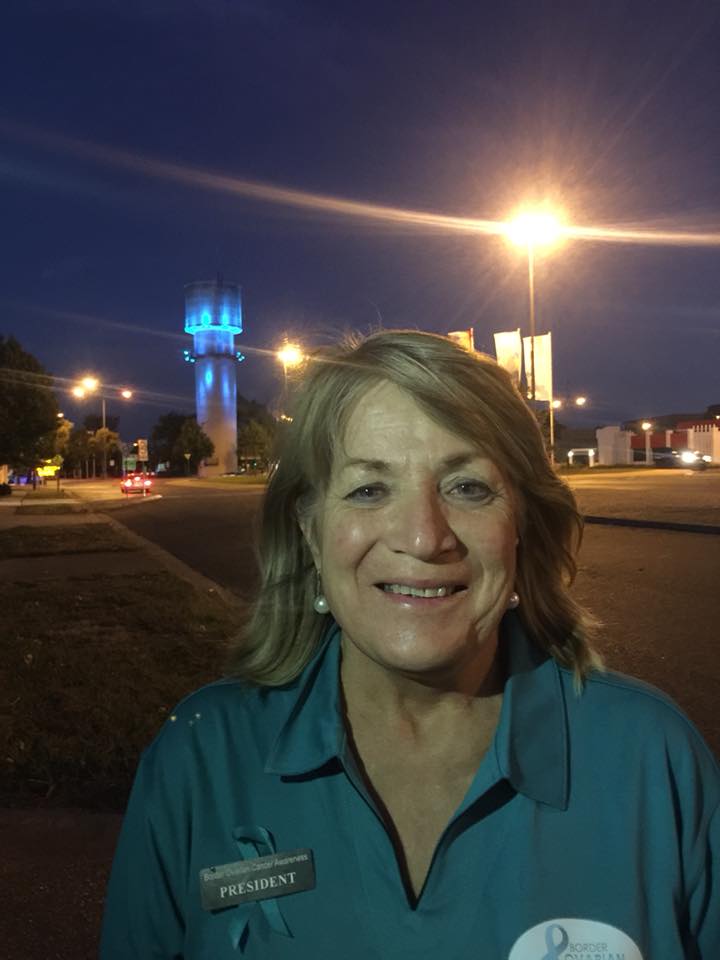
[199,848,315,912]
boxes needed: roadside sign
[124,456,137,471]
[137,439,148,461]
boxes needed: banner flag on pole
[493,329,522,386]
[447,329,475,351]
[522,332,553,401]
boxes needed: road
[67,471,720,756]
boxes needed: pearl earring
[507,591,520,610]
[313,571,330,615]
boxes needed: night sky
[3,0,720,440]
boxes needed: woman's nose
[386,489,458,559]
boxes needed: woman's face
[302,381,519,684]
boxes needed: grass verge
[0,523,137,557]
[1,527,244,811]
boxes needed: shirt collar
[492,612,569,810]
[264,622,345,777]
[265,614,570,810]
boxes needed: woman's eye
[447,480,494,501]
[346,484,386,502]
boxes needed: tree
[0,336,59,467]
[150,411,192,470]
[237,419,274,469]
[237,393,275,432]
[95,427,121,476]
[66,426,96,478]
[172,419,214,474]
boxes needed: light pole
[505,210,564,458]
[641,421,653,466]
[275,341,304,416]
[72,378,133,478]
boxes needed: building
[183,278,244,477]
[595,414,720,466]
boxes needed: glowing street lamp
[505,206,565,461]
[641,421,653,466]
[276,342,304,374]
[575,396,587,407]
[276,341,305,400]
[72,377,134,477]
[505,209,563,404]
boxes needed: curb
[98,509,246,615]
[584,515,720,536]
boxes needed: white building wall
[687,424,720,463]
[596,426,634,465]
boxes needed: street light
[505,207,565,459]
[552,394,589,412]
[505,209,563,403]
[641,421,653,466]
[72,377,133,478]
[276,342,304,378]
[276,341,305,410]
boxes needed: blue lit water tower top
[184,280,242,357]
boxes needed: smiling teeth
[383,584,453,598]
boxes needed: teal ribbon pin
[227,825,292,951]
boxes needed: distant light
[81,376,99,391]
[277,343,304,368]
[551,399,562,409]
[641,421,652,431]
[72,386,85,399]
[575,396,587,407]
[505,210,563,249]
[121,389,133,400]
[57,412,64,418]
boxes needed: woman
[101,330,719,959]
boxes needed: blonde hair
[228,329,601,687]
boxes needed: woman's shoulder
[560,665,720,782]
[140,676,301,772]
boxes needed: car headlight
[680,451,697,464]
[702,455,712,462]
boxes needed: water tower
[183,278,244,477]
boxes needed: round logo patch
[508,918,643,960]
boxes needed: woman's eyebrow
[337,452,481,475]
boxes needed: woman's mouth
[377,583,466,598]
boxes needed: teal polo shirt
[101,615,720,959]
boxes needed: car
[120,472,153,495]
[674,449,711,470]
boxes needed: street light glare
[575,396,587,406]
[551,399,563,409]
[641,421,653,431]
[121,389,133,399]
[81,376,99,391]
[505,211,563,249]
[276,343,304,368]
[72,386,86,398]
